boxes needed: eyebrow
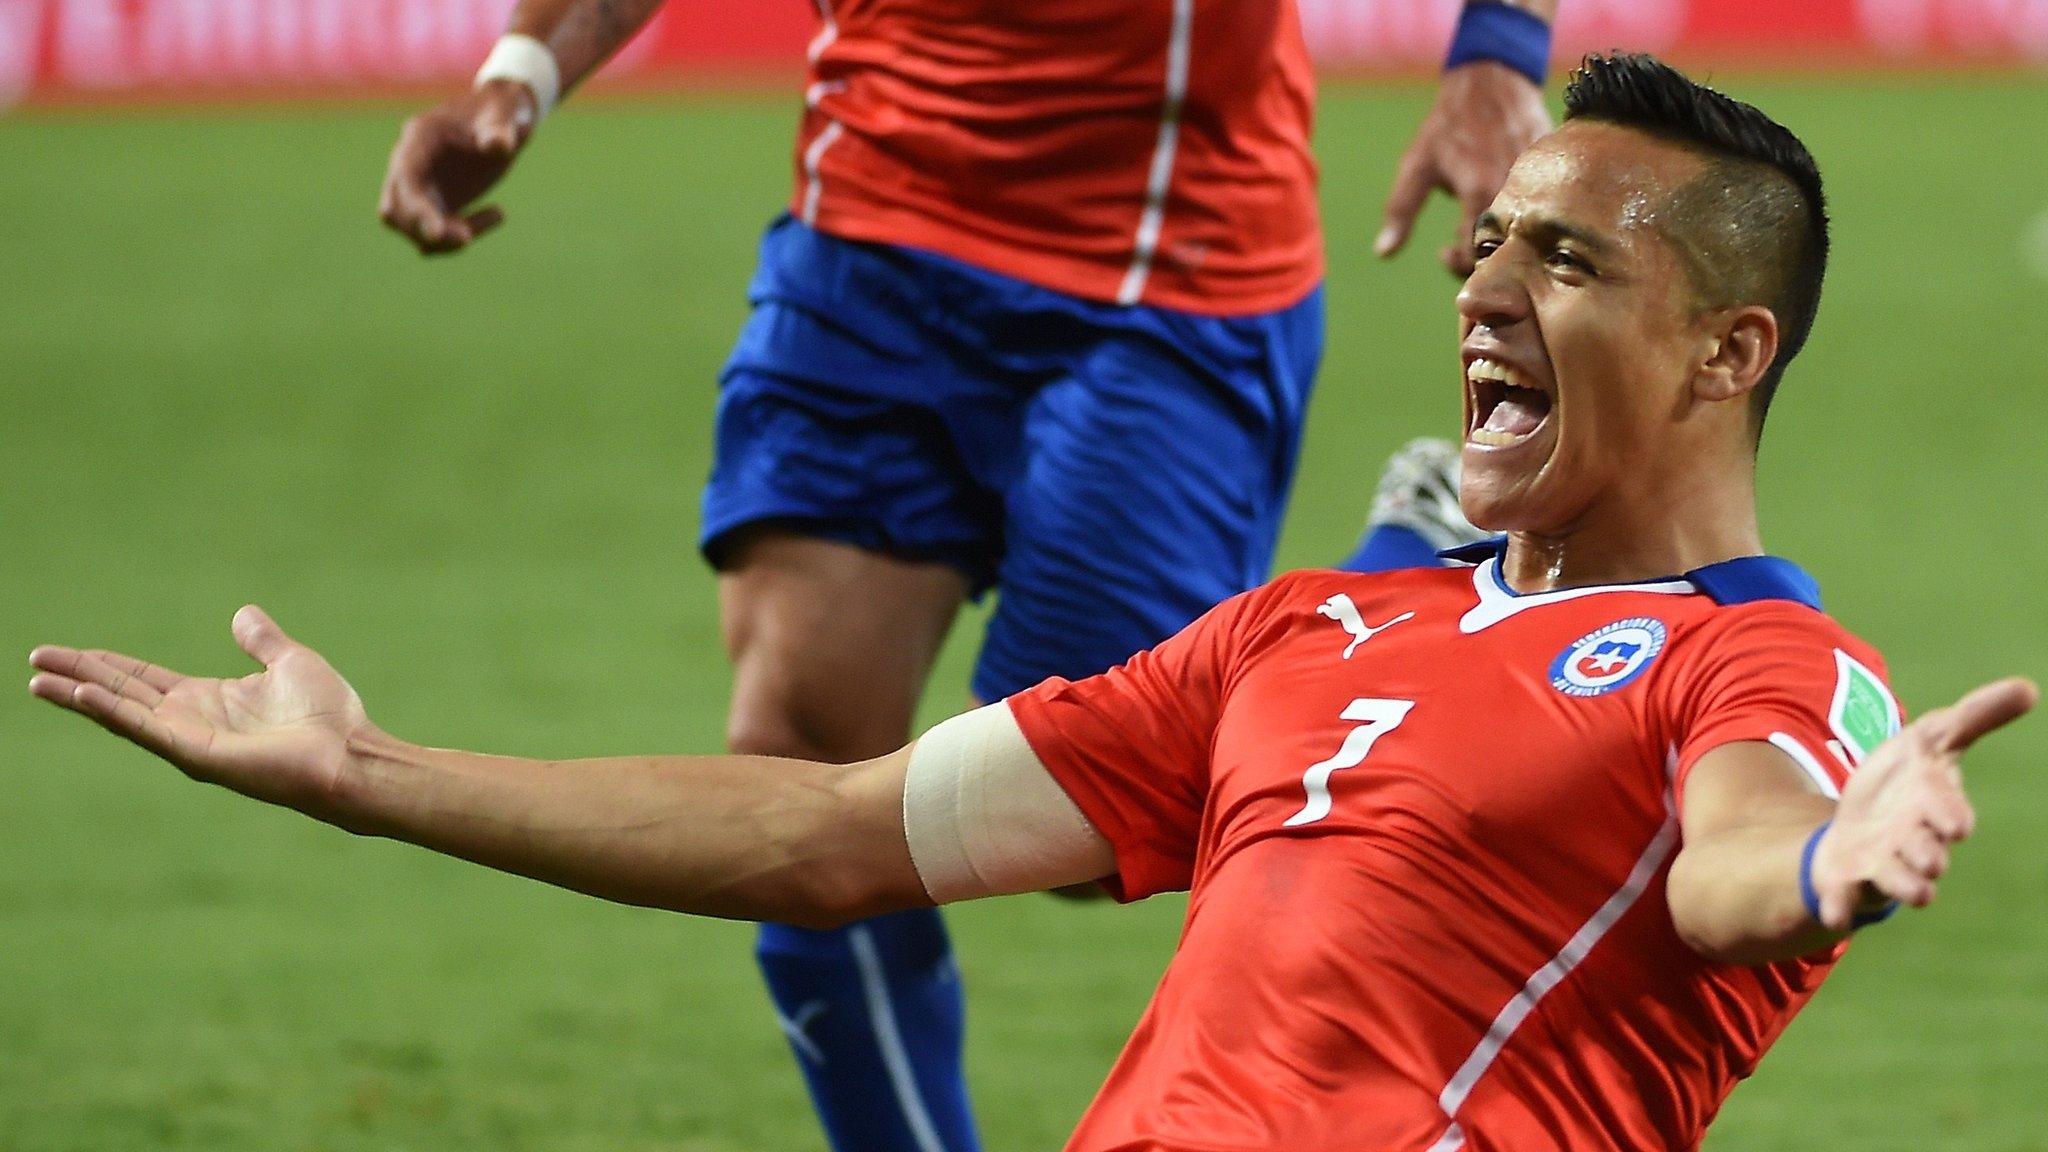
[1473,210,1618,256]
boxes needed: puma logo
[1317,594,1414,659]
[776,999,829,1065]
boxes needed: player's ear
[1692,305,1778,405]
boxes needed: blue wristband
[1798,820,1900,931]
[1444,2,1552,89]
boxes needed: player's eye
[1546,248,1594,276]
[1471,238,1502,262]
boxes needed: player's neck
[1498,456,1763,593]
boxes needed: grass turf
[2,77,2046,1151]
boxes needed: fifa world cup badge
[1828,649,1901,764]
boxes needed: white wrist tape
[902,703,1115,904]
[476,34,562,121]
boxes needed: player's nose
[1456,248,1530,332]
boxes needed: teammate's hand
[1377,60,1552,277]
[29,607,373,820]
[377,80,538,256]
[1809,677,2038,930]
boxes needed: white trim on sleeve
[1767,731,1844,800]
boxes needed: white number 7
[1282,697,1415,827]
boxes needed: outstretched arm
[28,607,928,929]
[29,608,1114,927]
[336,732,922,928]
[377,0,666,255]
[1667,678,2036,966]
[1377,0,1558,276]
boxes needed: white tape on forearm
[476,34,561,121]
[902,703,1115,904]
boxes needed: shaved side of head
[1562,54,1829,435]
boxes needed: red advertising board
[3,0,2044,107]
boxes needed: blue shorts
[703,215,1323,701]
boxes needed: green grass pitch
[2,77,2046,1151]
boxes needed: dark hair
[1563,53,1829,432]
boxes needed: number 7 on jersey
[1282,698,1415,827]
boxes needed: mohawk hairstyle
[1563,53,1829,433]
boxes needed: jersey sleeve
[1669,605,1900,805]
[1003,582,1277,901]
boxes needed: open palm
[29,606,370,814]
[1810,676,2037,928]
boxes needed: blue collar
[1439,537,1822,610]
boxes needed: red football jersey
[789,0,1321,316]
[1008,551,1899,1151]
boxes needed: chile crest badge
[1551,618,1668,698]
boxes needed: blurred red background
[3,0,2044,107]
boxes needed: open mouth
[1466,357,1553,448]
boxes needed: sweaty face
[1456,121,1717,536]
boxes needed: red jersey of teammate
[790,0,1321,316]
[1008,546,1898,1151]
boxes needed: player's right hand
[29,607,374,823]
[378,80,538,256]
[1809,676,2037,930]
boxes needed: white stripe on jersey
[1116,0,1193,306]
[1426,754,1685,1148]
[807,0,839,61]
[799,0,844,223]
[801,119,847,225]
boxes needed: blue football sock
[756,909,980,1152]
[1339,523,1446,574]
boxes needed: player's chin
[1460,422,1559,531]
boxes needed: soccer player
[376,1,1549,1146]
[55,51,2024,1150]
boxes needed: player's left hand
[1809,677,2037,930]
[1378,60,1552,277]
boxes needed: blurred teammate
[41,54,2038,1151]
[378,2,1550,1147]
